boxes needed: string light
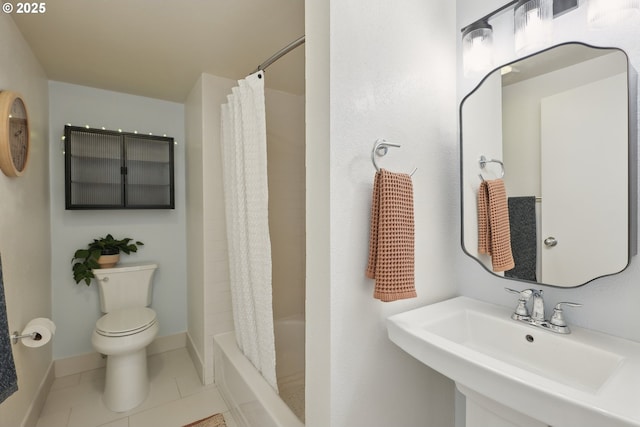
[60,124,176,148]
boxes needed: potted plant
[71,234,144,286]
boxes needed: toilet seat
[95,307,157,337]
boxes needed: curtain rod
[253,35,305,74]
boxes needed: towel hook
[371,139,417,176]
[478,155,505,181]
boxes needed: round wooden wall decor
[0,91,30,177]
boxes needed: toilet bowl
[92,307,158,412]
[91,263,159,412]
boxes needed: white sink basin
[387,296,640,427]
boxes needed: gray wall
[48,81,187,359]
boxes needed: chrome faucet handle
[504,288,532,320]
[549,302,582,327]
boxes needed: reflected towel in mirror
[505,196,537,281]
[478,179,515,272]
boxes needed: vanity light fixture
[514,0,553,56]
[554,0,579,17]
[461,0,579,76]
[588,0,640,28]
[462,20,494,77]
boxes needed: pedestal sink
[387,296,640,427]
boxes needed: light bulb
[462,21,494,78]
[514,0,553,56]
[588,0,640,28]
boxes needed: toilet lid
[96,307,157,337]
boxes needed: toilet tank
[93,263,158,313]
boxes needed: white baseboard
[147,331,186,355]
[54,351,106,378]
[186,332,207,384]
[54,332,187,378]
[21,361,55,427]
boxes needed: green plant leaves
[70,235,144,285]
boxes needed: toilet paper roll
[21,318,56,348]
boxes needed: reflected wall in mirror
[460,43,637,288]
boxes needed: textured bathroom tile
[50,373,81,391]
[175,361,216,398]
[207,244,229,263]
[221,411,238,427]
[148,348,196,384]
[205,289,232,311]
[36,407,70,427]
[80,367,106,383]
[38,347,225,427]
[66,375,181,427]
[64,387,116,427]
[128,387,228,427]
[97,417,129,427]
[40,374,104,416]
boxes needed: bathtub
[214,316,305,427]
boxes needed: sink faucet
[505,288,582,334]
[530,289,545,322]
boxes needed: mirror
[460,42,637,288]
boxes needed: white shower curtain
[220,71,278,392]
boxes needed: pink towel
[366,169,417,302]
[477,179,515,272]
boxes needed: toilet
[91,263,159,412]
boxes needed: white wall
[306,1,458,426]
[0,14,51,427]
[456,1,640,340]
[48,81,187,359]
[185,73,236,384]
[184,76,205,379]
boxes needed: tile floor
[36,348,238,427]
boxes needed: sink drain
[525,334,534,343]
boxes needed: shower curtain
[220,71,278,392]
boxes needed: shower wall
[185,73,305,384]
[265,89,306,321]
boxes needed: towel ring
[371,139,417,176]
[478,155,504,181]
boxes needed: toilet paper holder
[10,331,42,345]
